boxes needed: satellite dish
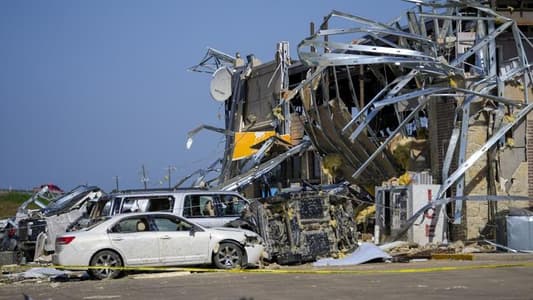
[210,67,232,102]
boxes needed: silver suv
[100,189,249,227]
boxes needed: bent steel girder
[174,159,221,188]
[438,102,533,201]
[293,1,532,207]
[451,20,513,67]
[219,69,246,183]
[188,48,236,74]
[217,139,312,192]
[352,95,432,179]
[349,87,449,142]
[187,124,232,143]
[341,70,416,133]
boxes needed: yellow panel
[232,131,291,161]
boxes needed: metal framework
[290,0,533,225]
[190,0,533,237]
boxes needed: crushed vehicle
[228,183,362,264]
[186,0,533,261]
[53,212,265,279]
[0,185,104,263]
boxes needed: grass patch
[0,192,32,218]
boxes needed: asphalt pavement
[1,257,533,300]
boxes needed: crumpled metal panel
[233,186,358,264]
[506,216,533,251]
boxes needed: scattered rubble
[381,241,497,261]
[1,265,88,284]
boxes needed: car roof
[109,188,243,197]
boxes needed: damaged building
[187,0,533,251]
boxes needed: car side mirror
[189,226,196,237]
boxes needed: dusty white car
[52,212,264,279]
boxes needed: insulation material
[232,131,291,160]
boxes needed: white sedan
[52,212,265,279]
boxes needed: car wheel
[213,242,243,269]
[89,250,123,279]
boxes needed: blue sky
[0,0,412,191]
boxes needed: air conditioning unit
[375,183,445,245]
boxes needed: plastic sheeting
[19,268,69,279]
[313,243,391,267]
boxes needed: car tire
[89,250,123,280]
[213,242,243,269]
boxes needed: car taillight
[56,236,75,245]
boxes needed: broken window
[183,195,216,217]
[219,195,247,217]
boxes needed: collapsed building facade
[188,0,533,248]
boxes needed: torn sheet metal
[174,159,221,188]
[186,124,232,150]
[313,243,391,267]
[218,139,311,192]
[506,216,533,251]
[188,47,238,74]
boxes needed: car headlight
[244,234,263,245]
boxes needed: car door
[152,215,211,265]
[108,216,160,265]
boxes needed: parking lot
[2,257,533,300]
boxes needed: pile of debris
[382,241,497,261]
